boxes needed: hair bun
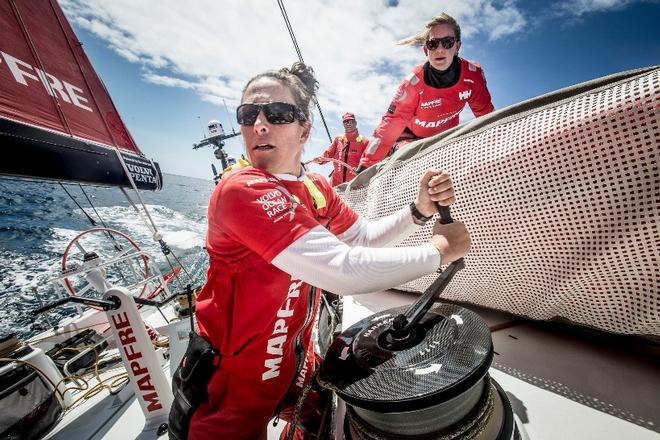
[284,62,319,97]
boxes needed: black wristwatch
[409,202,433,224]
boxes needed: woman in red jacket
[170,62,471,440]
[358,12,495,170]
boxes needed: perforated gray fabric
[337,66,659,337]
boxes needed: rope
[284,291,340,440]
[0,337,23,358]
[276,0,332,143]
[148,158,163,191]
[59,183,129,279]
[115,151,161,239]
[277,0,303,62]
[305,157,357,173]
[0,333,172,413]
[345,381,495,440]
[0,357,67,401]
[28,323,111,346]
[284,370,319,440]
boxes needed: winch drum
[318,303,519,439]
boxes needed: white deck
[337,290,660,440]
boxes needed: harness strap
[302,177,327,209]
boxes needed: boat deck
[44,290,659,439]
[336,290,659,440]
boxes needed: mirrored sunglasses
[236,102,307,126]
[425,36,457,51]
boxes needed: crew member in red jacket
[169,62,471,440]
[313,112,369,186]
[358,12,494,170]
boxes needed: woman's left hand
[414,169,455,218]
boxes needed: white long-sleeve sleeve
[336,204,420,247]
[271,225,440,295]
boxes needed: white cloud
[556,0,639,16]
[480,3,527,40]
[60,0,528,132]
[142,73,195,89]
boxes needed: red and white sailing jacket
[191,166,357,438]
[321,129,369,186]
[360,58,494,168]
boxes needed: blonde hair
[398,13,461,47]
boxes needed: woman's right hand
[430,220,471,263]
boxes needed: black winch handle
[437,204,454,224]
[31,287,188,316]
[390,202,465,338]
[32,296,121,315]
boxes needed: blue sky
[60,0,659,179]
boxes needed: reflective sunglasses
[236,102,306,126]
[425,36,457,51]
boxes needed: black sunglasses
[236,102,307,126]
[425,36,457,51]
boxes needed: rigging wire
[119,186,192,290]
[113,151,194,289]
[59,182,126,269]
[59,183,98,227]
[77,184,126,253]
[197,116,206,139]
[223,99,238,134]
[276,0,332,143]
[78,185,108,228]
[304,156,356,173]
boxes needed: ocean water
[0,173,215,339]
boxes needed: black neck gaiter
[423,56,461,89]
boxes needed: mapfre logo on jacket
[263,277,303,380]
[391,59,493,141]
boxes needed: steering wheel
[61,227,150,300]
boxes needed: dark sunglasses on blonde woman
[425,36,457,51]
